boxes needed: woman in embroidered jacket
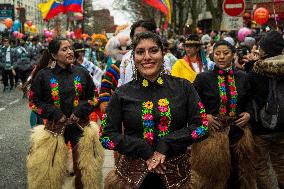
[192,40,256,189]
[101,32,209,189]
[27,38,104,189]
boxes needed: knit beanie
[224,37,235,46]
[243,37,256,49]
[259,30,284,57]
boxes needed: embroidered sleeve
[99,92,154,160]
[29,72,64,122]
[98,62,120,103]
[73,73,95,120]
[156,80,208,156]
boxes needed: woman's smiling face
[134,39,164,81]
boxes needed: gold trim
[74,48,85,52]
[184,40,201,45]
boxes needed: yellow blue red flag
[38,0,64,21]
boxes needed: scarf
[5,46,11,62]
[216,67,238,117]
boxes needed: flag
[63,0,83,13]
[38,0,64,21]
[143,0,172,24]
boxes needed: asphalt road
[0,87,30,189]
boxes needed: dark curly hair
[130,20,156,39]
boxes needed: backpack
[259,79,284,129]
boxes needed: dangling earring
[132,64,138,80]
[48,59,56,69]
[161,61,168,75]
[131,52,138,80]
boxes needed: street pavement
[0,85,114,189]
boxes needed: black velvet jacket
[29,64,95,122]
[194,68,252,117]
[100,74,209,160]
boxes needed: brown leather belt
[45,118,90,136]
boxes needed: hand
[146,151,166,172]
[242,53,260,65]
[70,113,80,122]
[152,164,167,174]
[207,114,222,131]
[58,115,66,123]
[99,102,108,113]
[234,112,250,127]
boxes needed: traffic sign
[223,0,245,17]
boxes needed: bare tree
[207,0,223,31]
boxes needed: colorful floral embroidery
[142,101,155,145]
[99,114,115,150]
[217,69,238,117]
[88,96,99,106]
[142,79,149,87]
[50,78,60,108]
[157,77,164,85]
[73,76,82,107]
[144,101,153,110]
[157,98,171,137]
[28,90,43,115]
[191,102,209,140]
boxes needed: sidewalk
[102,150,115,180]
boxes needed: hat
[184,34,202,45]
[201,34,211,44]
[259,30,284,57]
[243,37,256,49]
[224,37,235,46]
[73,43,85,52]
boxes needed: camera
[237,46,250,65]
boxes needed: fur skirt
[190,126,257,189]
[27,122,104,189]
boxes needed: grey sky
[92,0,132,25]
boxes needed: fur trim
[232,126,257,189]
[62,147,75,189]
[253,55,284,79]
[191,131,231,189]
[77,121,105,189]
[27,125,69,189]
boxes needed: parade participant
[102,32,208,189]
[0,36,16,92]
[84,37,97,65]
[192,40,256,189]
[248,30,284,189]
[14,36,35,96]
[27,38,104,189]
[30,36,42,61]
[73,42,104,88]
[162,39,177,73]
[172,34,210,83]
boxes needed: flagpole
[272,0,279,29]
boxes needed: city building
[1,0,46,33]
